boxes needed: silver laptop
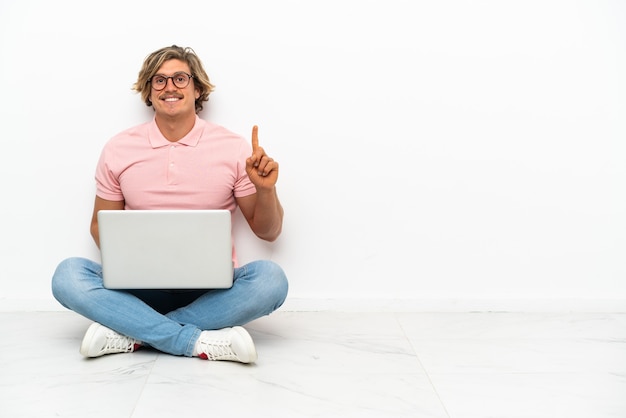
[98,210,233,289]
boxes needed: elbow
[257,223,282,242]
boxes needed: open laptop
[98,209,233,289]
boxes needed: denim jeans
[51,257,288,357]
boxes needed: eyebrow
[153,71,188,77]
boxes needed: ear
[195,88,200,99]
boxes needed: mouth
[160,95,183,102]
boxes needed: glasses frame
[149,72,194,91]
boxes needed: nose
[164,77,177,90]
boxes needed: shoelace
[197,338,237,361]
[103,330,136,353]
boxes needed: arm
[237,188,283,242]
[237,125,284,242]
[90,196,125,248]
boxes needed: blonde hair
[132,45,215,113]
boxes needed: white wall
[1,0,624,312]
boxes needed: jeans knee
[51,258,74,299]
[260,260,289,308]
[51,257,98,305]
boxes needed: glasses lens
[151,76,167,90]
[173,73,190,88]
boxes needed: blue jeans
[51,257,288,357]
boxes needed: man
[51,45,288,364]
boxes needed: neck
[155,113,196,142]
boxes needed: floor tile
[429,372,626,418]
[134,358,447,418]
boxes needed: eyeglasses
[150,72,193,90]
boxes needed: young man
[51,45,288,364]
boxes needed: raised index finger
[251,125,259,152]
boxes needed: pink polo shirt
[95,116,257,264]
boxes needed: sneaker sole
[232,326,258,363]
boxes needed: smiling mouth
[163,97,181,102]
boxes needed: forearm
[90,222,101,249]
[251,187,283,242]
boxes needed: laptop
[98,209,233,289]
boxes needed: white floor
[1,310,625,418]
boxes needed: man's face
[150,59,200,118]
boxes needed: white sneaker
[80,323,141,358]
[194,326,257,363]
